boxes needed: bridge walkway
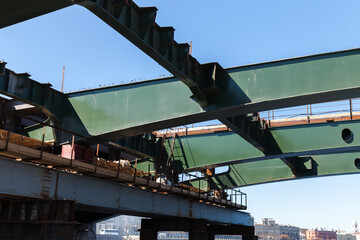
[0,128,246,210]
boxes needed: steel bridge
[1,0,360,239]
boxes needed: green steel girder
[219,114,271,154]
[0,0,81,29]
[0,63,161,159]
[4,1,360,110]
[219,115,314,173]
[212,151,360,188]
[109,133,161,159]
[0,62,65,120]
[4,48,360,142]
[165,120,360,173]
[61,48,360,140]
[280,156,315,177]
[2,1,360,190]
[17,118,57,143]
[1,0,229,106]
[78,1,230,106]
[177,122,360,188]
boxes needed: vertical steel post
[181,173,184,193]
[188,173,191,196]
[245,193,247,208]
[206,177,209,201]
[0,130,11,152]
[307,105,310,123]
[61,66,65,93]
[134,157,138,183]
[39,124,45,159]
[232,189,235,207]
[147,161,151,185]
[198,176,201,198]
[171,169,174,192]
[70,135,74,167]
[268,110,271,127]
[117,159,121,178]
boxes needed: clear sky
[1,0,360,232]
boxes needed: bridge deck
[0,133,245,210]
[0,156,252,226]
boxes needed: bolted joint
[198,62,229,105]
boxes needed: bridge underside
[2,0,360,239]
[163,119,360,187]
[2,50,360,188]
[0,156,253,239]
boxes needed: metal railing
[261,98,360,124]
[177,171,247,209]
[0,114,247,210]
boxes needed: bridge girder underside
[2,0,360,189]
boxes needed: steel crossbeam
[166,120,360,171]
[0,0,231,106]
[0,157,252,225]
[165,120,360,188]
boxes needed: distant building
[255,218,300,240]
[351,233,360,240]
[96,215,141,238]
[300,229,307,240]
[353,219,359,234]
[280,224,300,240]
[306,228,336,240]
[337,233,356,240]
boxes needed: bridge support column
[140,218,209,240]
[189,231,211,240]
[242,236,258,240]
[0,199,75,240]
[188,219,209,240]
[208,223,257,240]
[140,229,158,240]
[140,217,255,240]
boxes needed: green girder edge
[166,120,360,188]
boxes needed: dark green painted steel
[78,1,231,106]
[4,1,360,109]
[214,151,360,188]
[110,133,161,159]
[62,78,202,139]
[0,62,65,120]
[0,0,229,106]
[166,120,360,172]
[4,49,360,141]
[0,0,82,29]
[61,49,360,140]
[219,115,270,154]
[17,120,57,143]
[2,1,360,190]
[167,131,262,171]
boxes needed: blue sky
[1,0,360,232]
